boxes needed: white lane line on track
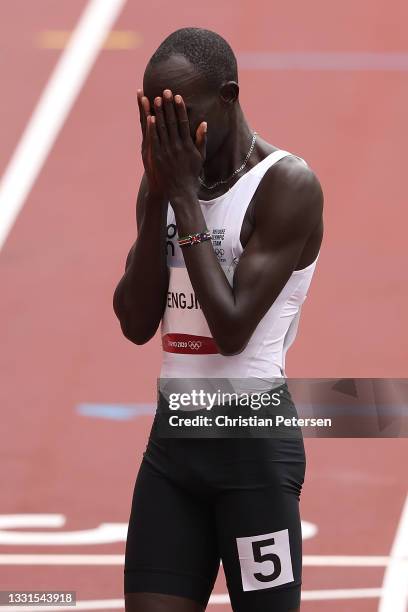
[0,0,127,251]
[0,553,406,566]
[0,590,385,610]
[211,589,385,603]
[0,516,315,544]
[0,554,124,565]
[0,515,65,528]
[379,493,408,612]
[305,555,408,567]
[237,51,408,70]
[301,588,383,601]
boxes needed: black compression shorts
[124,383,306,611]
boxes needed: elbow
[213,319,254,355]
[113,291,154,346]
[215,334,248,357]
[118,318,154,345]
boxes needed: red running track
[1,1,407,610]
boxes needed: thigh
[125,592,205,612]
[215,441,306,611]
[125,458,220,607]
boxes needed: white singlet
[159,149,320,393]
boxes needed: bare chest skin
[198,138,323,271]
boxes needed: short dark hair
[147,27,238,90]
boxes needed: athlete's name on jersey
[167,291,201,310]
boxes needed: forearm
[172,195,243,353]
[114,194,169,343]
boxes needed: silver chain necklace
[198,131,258,190]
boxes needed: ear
[219,81,239,104]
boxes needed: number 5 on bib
[236,529,294,591]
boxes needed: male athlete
[114,27,323,612]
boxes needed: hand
[148,89,207,202]
[137,89,167,198]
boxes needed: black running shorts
[124,383,306,611]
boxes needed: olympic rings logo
[188,340,202,350]
[214,248,225,258]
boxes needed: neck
[201,107,254,186]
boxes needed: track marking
[38,30,142,50]
[0,553,406,567]
[0,601,125,612]
[76,402,156,419]
[0,514,65,528]
[0,514,126,545]
[304,555,408,567]
[237,51,408,71]
[301,589,383,601]
[301,588,383,601]
[211,589,384,603]
[0,554,124,565]
[0,590,385,610]
[0,0,127,252]
[0,514,316,543]
[379,493,408,612]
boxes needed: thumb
[195,121,207,160]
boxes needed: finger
[141,95,151,117]
[142,96,152,133]
[140,96,153,142]
[148,115,161,156]
[174,94,191,141]
[137,91,151,138]
[195,122,207,160]
[162,89,180,143]
[137,89,146,136]
[154,96,169,148]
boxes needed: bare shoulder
[254,153,324,238]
